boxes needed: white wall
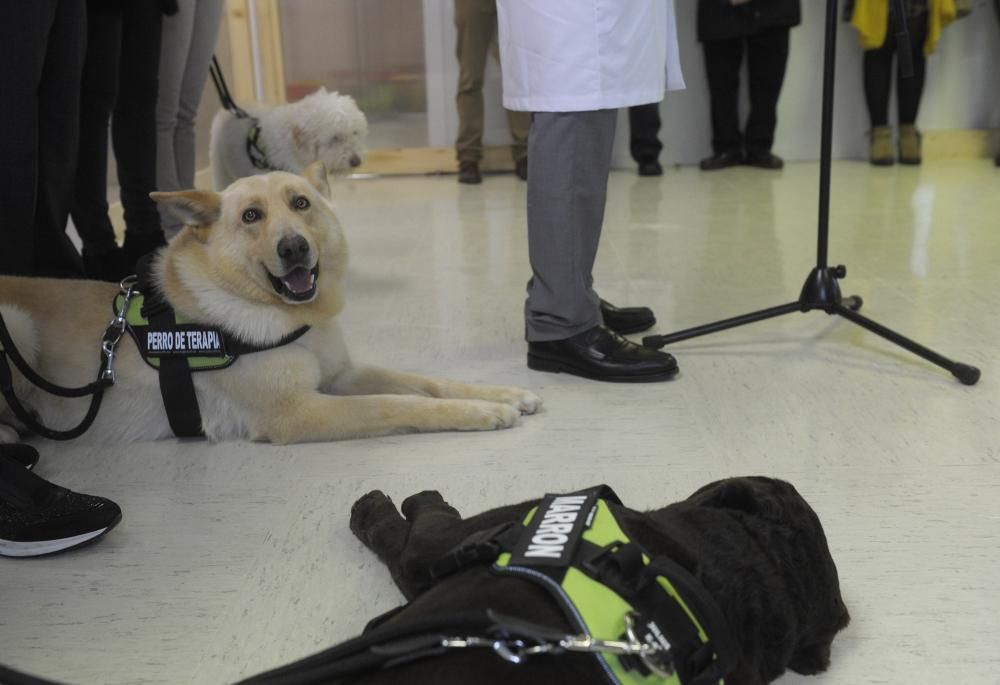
[424,0,1000,167]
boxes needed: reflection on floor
[2,161,998,685]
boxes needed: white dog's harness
[209,55,281,173]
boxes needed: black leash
[0,279,134,441]
[210,54,253,120]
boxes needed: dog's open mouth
[267,264,319,302]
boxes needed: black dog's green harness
[238,486,738,685]
[426,485,737,685]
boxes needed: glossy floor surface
[2,161,998,684]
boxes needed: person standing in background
[697,0,801,171]
[156,0,225,240]
[846,0,955,166]
[72,0,176,281]
[0,0,87,278]
[454,0,531,184]
[629,103,664,176]
[497,0,684,383]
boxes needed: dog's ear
[150,191,222,229]
[687,478,766,516]
[302,161,330,199]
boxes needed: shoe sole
[0,512,122,558]
[527,354,678,383]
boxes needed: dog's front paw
[486,388,543,415]
[456,400,520,431]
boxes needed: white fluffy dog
[210,87,368,190]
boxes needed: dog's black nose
[349,154,362,168]
[277,234,310,263]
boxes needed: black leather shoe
[699,151,743,171]
[995,154,1000,167]
[600,299,656,335]
[637,160,663,177]
[527,325,678,383]
[745,152,784,170]
[458,161,482,184]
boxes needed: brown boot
[898,125,922,165]
[458,160,482,184]
[869,126,894,166]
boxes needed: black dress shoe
[745,151,784,170]
[599,299,656,335]
[458,161,482,184]
[637,160,663,177]
[995,154,1000,167]
[527,325,678,383]
[699,151,743,171]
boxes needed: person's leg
[453,0,492,166]
[744,26,791,161]
[175,0,224,190]
[114,0,166,266]
[0,2,57,275]
[72,4,124,269]
[628,103,664,168]
[33,0,88,278]
[862,38,895,128]
[486,24,530,165]
[702,37,744,157]
[156,0,197,210]
[524,110,617,342]
[895,13,928,126]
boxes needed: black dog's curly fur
[346,476,850,685]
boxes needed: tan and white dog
[0,164,540,444]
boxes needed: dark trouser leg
[114,0,164,246]
[896,14,928,125]
[27,0,87,277]
[0,2,57,275]
[72,5,123,256]
[863,37,895,127]
[525,110,617,342]
[628,103,663,164]
[703,37,745,155]
[744,26,790,157]
[453,0,493,162]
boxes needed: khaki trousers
[454,0,530,162]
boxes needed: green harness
[113,260,310,438]
[432,486,736,685]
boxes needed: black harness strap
[147,305,204,438]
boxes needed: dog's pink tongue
[282,267,313,294]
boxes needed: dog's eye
[242,208,261,223]
[293,196,310,211]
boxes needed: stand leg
[643,302,800,348]
[832,302,980,385]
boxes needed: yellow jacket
[850,0,956,55]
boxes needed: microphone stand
[643,0,980,385]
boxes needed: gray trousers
[156,0,224,238]
[525,109,617,341]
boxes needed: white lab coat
[495,0,685,112]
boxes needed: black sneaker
[1,443,39,471]
[0,454,122,557]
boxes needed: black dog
[255,477,849,685]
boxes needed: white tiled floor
[2,161,998,684]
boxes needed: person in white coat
[496,0,686,382]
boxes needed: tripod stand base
[642,266,981,386]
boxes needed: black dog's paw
[788,641,833,675]
[401,490,457,521]
[350,490,399,543]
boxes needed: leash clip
[100,276,138,384]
